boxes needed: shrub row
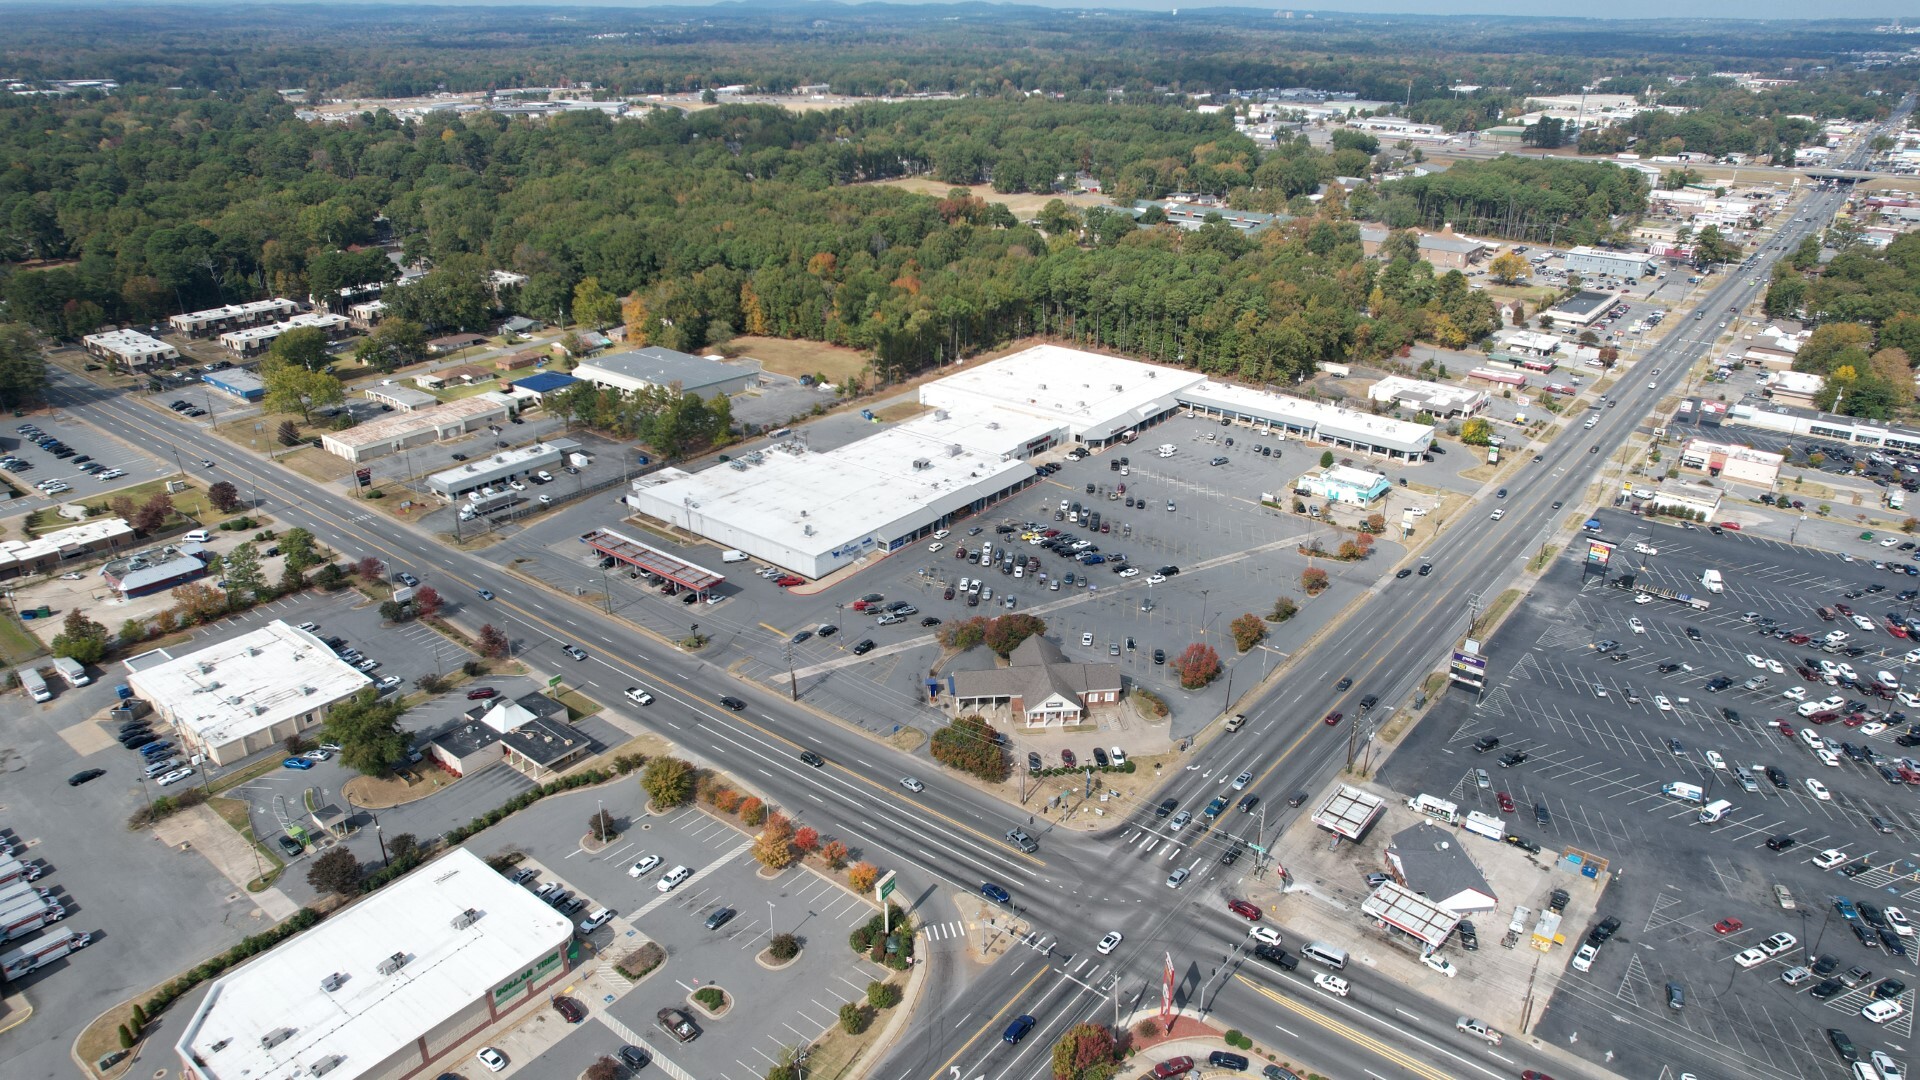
[126,785,209,830]
[143,908,321,1016]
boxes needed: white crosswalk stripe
[595,1014,695,1080]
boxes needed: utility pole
[786,642,797,701]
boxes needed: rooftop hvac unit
[1112,384,1123,392]
[252,705,266,716]
[309,1055,344,1076]
[947,444,963,457]
[320,972,346,992]
[375,952,408,976]
[260,1027,296,1050]
[1038,383,1046,389]
[934,409,949,420]
[301,686,315,695]
[450,907,481,930]
[197,662,212,675]
[225,696,242,706]
[911,459,930,471]
[986,421,999,430]
[803,525,815,536]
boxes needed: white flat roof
[0,516,132,572]
[177,848,572,1080]
[920,344,1197,442]
[639,407,1044,557]
[83,329,176,357]
[1184,380,1433,452]
[126,620,370,748]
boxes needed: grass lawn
[24,477,241,535]
[0,611,44,665]
[436,378,505,401]
[871,177,1106,218]
[555,688,603,720]
[725,335,869,386]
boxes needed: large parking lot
[1384,506,1920,1080]
[474,792,890,1080]
[1,404,178,508]
[504,410,1409,745]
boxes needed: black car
[1156,798,1179,818]
[1029,751,1043,772]
[817,624,838,637]
[1766,834,1796,851]
[276,834,304,857]
[1286,792,1308,808]
[1811,978,1847,999]
[1092,747,1110,767]
[705,907,736,930]
[1720,707,1741,723]
[1395,568,1411,579]
[798,750,824,768]
[1852,923,1878,949]
[1474,736,1500,753]
[122,732,157,750]
[1499,751,1529,768]
[1875,978,1907,1000]
[1765,766,1789,789]
[1219,844,1241,866]
[1158,565,1180,576]
[1591,917,1621,943]
[620,1046,651,1070]
[1152,649,1165,665]
[1704,676,1733,691]
[66,768,105,787]
[1828,1028,1858,1063]
[1813,954,1841,975]
[719,696,747,710]
[851,639,876,655]
[1685,627,1702,641]
[1359,694,1378,711]
[1457,920,1478,951]
[1335,676,1353,691]
[1237,794,1260,813]
[1418,564,1433,576]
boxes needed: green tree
[51,608,109,665]
[1319,450,1335,468]
[0,324,50,409]
[572,276,622,329]
[641,756,696,808]
[279,527,320,572]
[930,714,1008,781]
[1487,251,1531,285]
[354,318,427,373]
[262,361,344,423]
[222,542,266,606]
[1459,417,1493,445]
[1693,225,1742,265]
[266,326,333,372]
[323,690,410,777]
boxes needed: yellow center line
[1236,974,1460,1080]
[924,965,1052,1080]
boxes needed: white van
[1662,782,1704,803]
[1699,799,1733,824]
[721,550,749,563]
[183,529,210,543]
[656,865,692,893]
[1301,942,1347,970]
[1864,998,1906,1024]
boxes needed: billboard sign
[1586,539,1615,567]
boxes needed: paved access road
[24,114,1898,1080]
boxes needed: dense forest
[0,4,1912,389]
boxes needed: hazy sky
[1091,1,1920,16]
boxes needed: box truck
[17,667,50,703]
[50,657,88,688]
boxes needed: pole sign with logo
[1585,538,1615,569]
[875,870,897,933]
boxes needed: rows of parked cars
[9,423,124,493]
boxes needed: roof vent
[320,972,346,992]
[375,952,408,976]
[210,1039,231,1053]
[309,1054,344,1076]
[451,907,481,930]
[260,1027,296,1050]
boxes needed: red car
[1713,917,1743,934]
[1152,1058,1194,1079]
[1522,1072,1557,1080]
[1719,522,1742,531]
[466,687,497,700]
[1776,720,1795,738]
[1890,622,1911,639]
[943,588,955,600]
[1324,711,1343,726]
[1497,791,1516,813]
[1227,899,1261,921]
[1843,713,1869,728]
[774,575,805,587]
[1787,633,1812,645]
[1837,603,1855,617]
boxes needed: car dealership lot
[1383,508,1920,1080]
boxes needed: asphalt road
[28,113,1900,1080]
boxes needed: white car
[303,748,332,761]
[1118,567,1140,578]
[1805,778,1832,801]
[1081,632,1094,646]
[1903,648,1920,665]
[376,674,402,690]
[927,542,944,553]
[1572,942,1599,972]
[1782,687,1808,702]
[156,767,195,787]
[1818,748,1842,767]
[932,529,950,540]
[1855,615,1878,632]
[507,479,527,492]
[1490,508,1506,521]
[1765,658,1784,674]
[1745,654,1767,669]
[1861,722,1888,736]
[1760,932,1798,956]
[1889,907,1916,937]
[1634,593,1653,605]
[579,908,615,933]
[625,687,654,706]
[1873,1050,1906,1080]
[1097,930,1123,955]
[1629,618,1646,634]
[1421,953,1458,978]
[1654,695,1672,712]
[1146,573,1167,585]
[1314,973,1350,997]
[1885,537,1903,548]
[1110,747,1127,765]
[1733,947,1769,968]
[1815,848,1850,869]
[1704,750,1726,771]
[1838,663,1859,683]
[628,854,662,878]
[476,1048,508,1073]
[1249,925,1282,946]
